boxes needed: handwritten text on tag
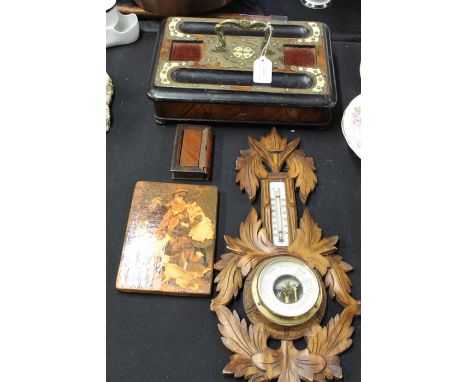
[253,56,272,84]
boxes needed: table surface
[107,2,360,381]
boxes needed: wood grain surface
[180,129,202,166]
[154,101,330,125]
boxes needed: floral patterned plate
[341,94,361,158]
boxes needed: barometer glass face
[257,257,320,319]
[273,275,303,304]
[269,181,289,246]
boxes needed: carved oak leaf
[237,253,272,278]
[260,126,288,151]
[288,209,338,276]
[253,341,326,382]
[236,148,268,201]
[214,305,328,382]
[212,253,243,305]
[249,132,300,173]
[324,255,360,310]
[225,208,276,256]
[286,149,317,204]
[213,209,277,306]
[306,305,358,381]
[212,304,272,382]
[246,373,270,382]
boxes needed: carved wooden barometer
[211,128,360,382]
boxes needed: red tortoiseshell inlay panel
[283,46,316,67]
[170,41,202,61]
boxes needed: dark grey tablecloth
[107,3,360,380]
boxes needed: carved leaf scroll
[324,255,360,311]
[225,208,276,256]
[213,304,271,382]
[272,341,325,382]
[286,149,317,204]
[214,305,335,382]
[236,149,268,201]
[214,305,359,382]
[212,209,277,306]
[260,127,287,151]
[213,253,243,305]
[288,209,338,276]
[236,128,312,201]
[306,305,358,381]
[249,128,300,173]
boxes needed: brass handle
[213,19,274,53]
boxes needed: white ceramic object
[341,94,362,158]
[300,0,332,9]
[106,0,139,48]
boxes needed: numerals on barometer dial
[252,256,324,327]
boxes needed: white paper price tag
[253,56,272,84]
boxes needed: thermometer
[269,181,289,246]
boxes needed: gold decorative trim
[297,67,326,93]
[158,62,186,85]
[167,17,195,40]
[298,22,321,43]
[231,45,256,60]
[156,62,327,95]
[206,37,284,68]
[156,18,329,95]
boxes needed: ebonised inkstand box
[147,16,337,126]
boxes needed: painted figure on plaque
[116,182,217,295]
[153,188,214,290]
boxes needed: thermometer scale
[270,181,288,245]
[261,175,298,248]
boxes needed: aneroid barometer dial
[252,256,325,326]
[211,128,360,382]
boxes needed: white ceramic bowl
[106,0,139,48]
[341,94,361,158]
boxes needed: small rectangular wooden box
[171,124,213,180]
[147,16,337,126]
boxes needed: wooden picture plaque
[116,181,218,296]
[171,124,213,180]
